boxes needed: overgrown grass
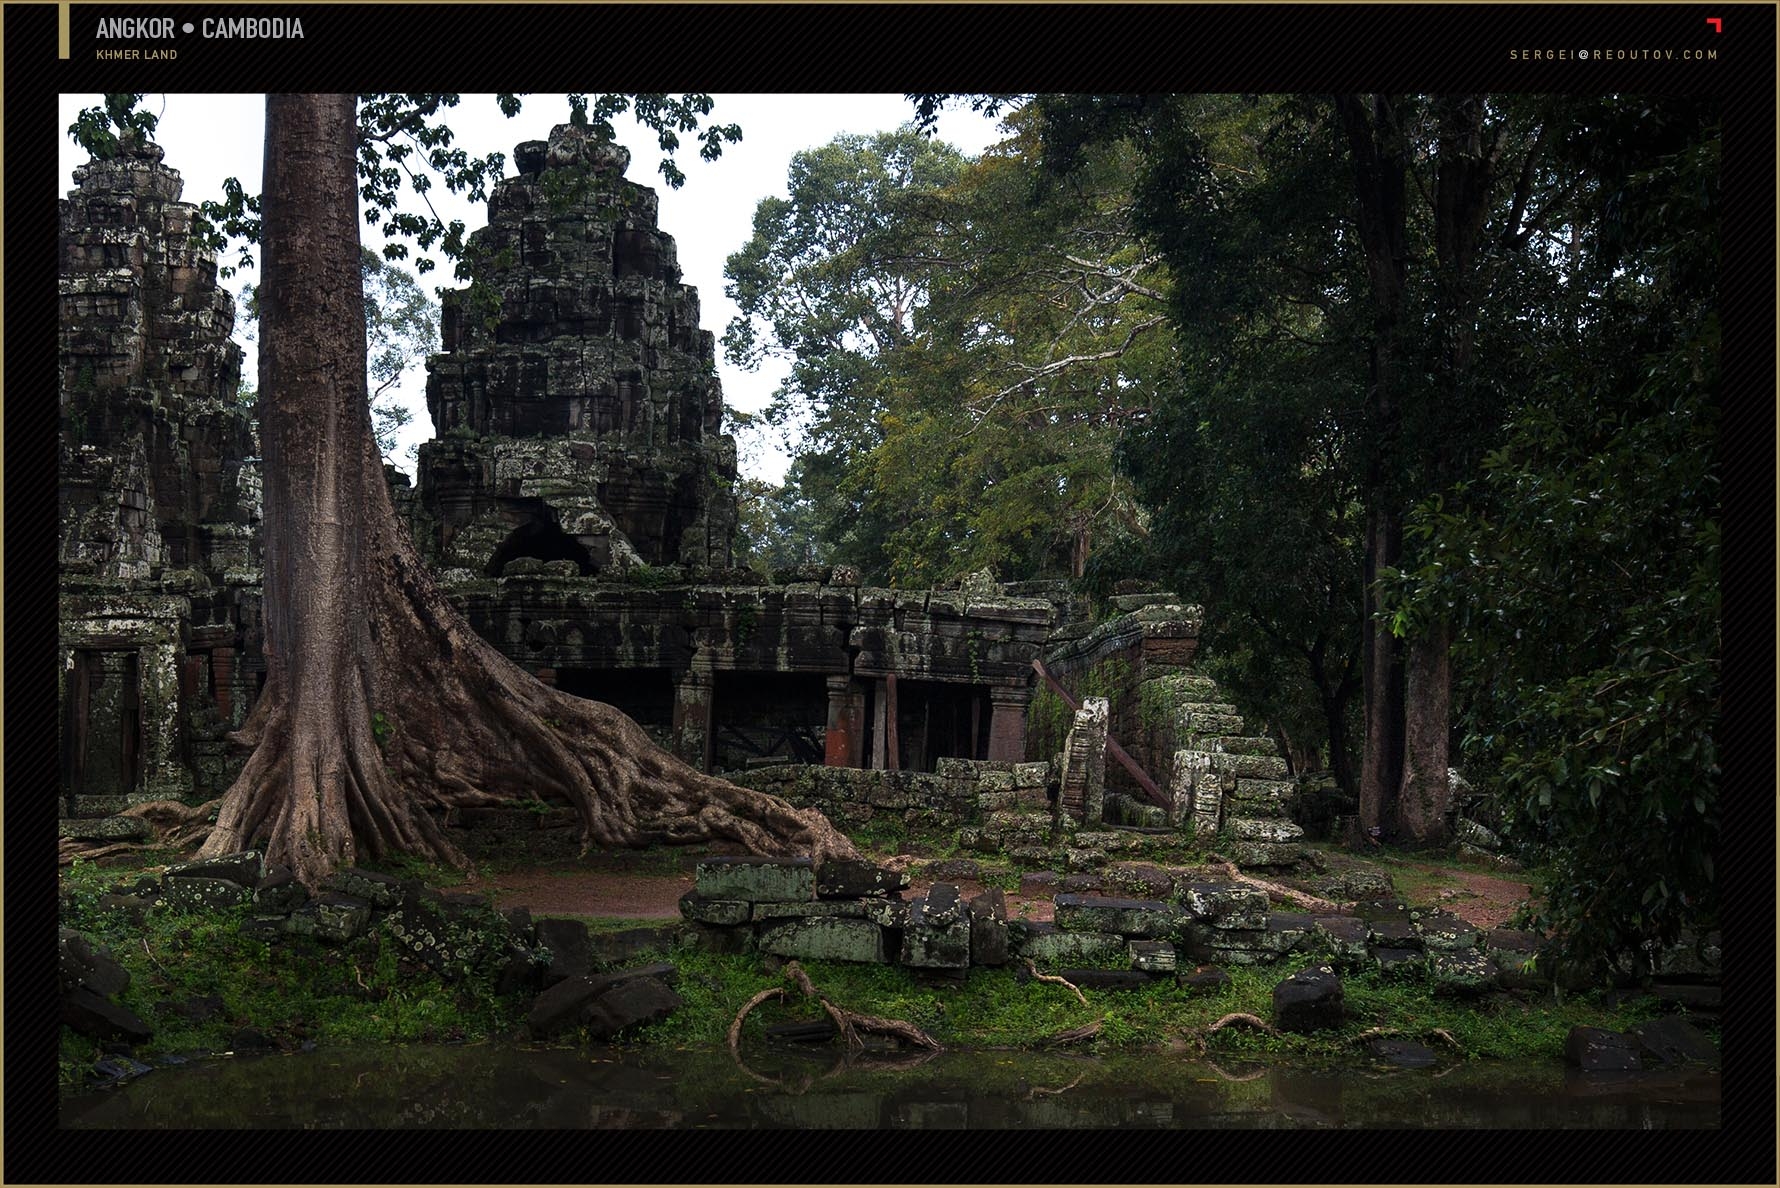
[60,859,530,1068]
[619,946,1662,1061]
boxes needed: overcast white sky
[57,93,1009,481]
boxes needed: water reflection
[60,1044,1720,1129]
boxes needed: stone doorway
[62,649,143,808]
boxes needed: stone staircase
[1162,673,1305,867]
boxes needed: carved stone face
[543,123,630,176]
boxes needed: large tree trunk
[199,95,853,888]
[1395,619,1451,843]
[1358,510,1403,835]
[1335,94,1410,842]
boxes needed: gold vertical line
[59,1,72,58]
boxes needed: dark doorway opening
[712,671,827,771]
[486,500,596,577]
[555,667,674,729]
[62,649,143,808]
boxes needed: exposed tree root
[1022,959,1089,1006]
[785,962,941,1052]
[1024,1073,1084,1099]
[1040,1020,1104,1047]
[1353,1025,1465,1054]
[726,961,941,1073]
[1207,1011,1280,1038]
[181,97,860,892]
[1207,859,1341,913]
[1181,1011,1281,1056]
[1202,1059,1268,1083]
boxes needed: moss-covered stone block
[695,856,815,903]
[757,917,888,964]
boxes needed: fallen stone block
[751,899,883,923]
[1564,1026,1640,1071]
[581,976,683,1040]
[1371,946,1427,978]
[534,917,593,984]
[1102,863,1175,901]
[901,894,971,970]
[1054,894,1183,939]
[1366,917,1422,949]
[1414,909,1480,953]
[1227,818,1305,844]
[1272,964,1345,1033]
[695,856,815,903]
[1013,923,1125,967]
[1430,949,1498,995]
[758,917,888,964]
[253,866,308,914]
[1128,940,1176,973]
[678,893,752,927]
[1629,1017,1719,1066]
[58,816,149,842]
[160,875,255,913]
[1229,841,1303,867]
[62,987,153,1043]
[163,850,263,887]
[816,858,909,898]
[1207,753,1289,780]
[324,867,403,909]
[968,889,1010,967]
[58,929,130,998]
[1312,916,1370,966]
[1176,883,1269,930]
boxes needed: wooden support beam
[884,672,900,772]
[1031,659,1170,812]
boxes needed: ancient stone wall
[59,138,263,811]
[1030,596,1201,795]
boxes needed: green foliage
[1379,109,1721,971]
[95,93,742,279]
[58,863,528,1062]
[236,248,436,460]
[66,93,160,159]
[726,112,1171,585]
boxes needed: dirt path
[462,853,1527,931]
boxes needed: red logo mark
[1705,17,1722,32]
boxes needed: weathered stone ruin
[400,124,1058,792]
[55,129,1320,870]
[58,136,262,828]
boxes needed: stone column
[210,646,236,721]
[823,675,865,768]
[671,666,715,773]
[986,685,1031,763]
[135,640,194,801]
[870,680,889,770]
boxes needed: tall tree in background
[79,94,853,887]
[728,116,1170,585]
[724,128,967,576]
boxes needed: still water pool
[60,1043,1719,1128]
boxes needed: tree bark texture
[199,95,853,887]
[1358,510,1404,835]
[1394,618,1452,843]
[1334,95,1410,841]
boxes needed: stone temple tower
[58,136,263,811]
[413,123,739,578]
